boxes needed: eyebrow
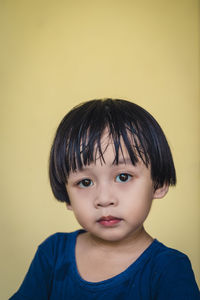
[77,158,136,172]
[116,158,134,165]
[68,158,140,178]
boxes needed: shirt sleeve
[153,253,200,300]
[9,242,54,300]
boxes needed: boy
[10,99,200,299]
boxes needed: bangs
[65,124,149,176]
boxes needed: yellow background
[1,0,199,298]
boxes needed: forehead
[80,129,143,166]
[65,123,150,175]
[95,134,127,163]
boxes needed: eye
[115,173,132,183]
[77,178,93,188]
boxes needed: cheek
[67,189,93,217]
[119,180,154,200]
[123,200,152,228]
[125,199,152,216]
[68,201,90,228]
[121,185,153,215]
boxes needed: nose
[94,184,117,208]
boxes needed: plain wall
[1,0,199,298]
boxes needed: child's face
[66,132,168,243]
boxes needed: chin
[94,229,130,243]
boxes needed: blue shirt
[10,230,200,299]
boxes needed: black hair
[49,98,176,203]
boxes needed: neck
[85,226,153,254]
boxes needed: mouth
[97,215,122,227]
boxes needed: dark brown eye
[116,173,132,183]
[78,179,93,188]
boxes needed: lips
[97,215,122,226]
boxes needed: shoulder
[151,240,190,268]
[150,240,200,298]
[145,239,194,282]
[151,240,195,277]
[37,230,81,258]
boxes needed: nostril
[97,201,115,207]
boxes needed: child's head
[49,98,176,204]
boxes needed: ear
[153,184,169,199]
[66,203,73,211]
